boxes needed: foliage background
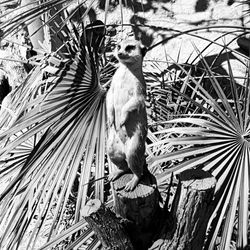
[0,0,250,249]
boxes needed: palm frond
[0,0,66,38]
[0,25,107,249]
[146,40,250,249]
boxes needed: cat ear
[140,45,147,57]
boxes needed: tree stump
[81,199,134,250]
[112,171,161,249]
[163,169,217,250]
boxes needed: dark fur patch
[141,46,147,57]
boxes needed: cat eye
[125,45,136,52]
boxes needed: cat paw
[109,169,126,182]
[124,176,139,192]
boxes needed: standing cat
[106,38,147,191]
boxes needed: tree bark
[112,172,162,249]
[162,169,217,250]
[81,199,134,250]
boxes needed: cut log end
[112,172,160,225]
[179,169,216,191]
[112,172,161,249]
[162,169,217,250]
[112,172,157,199]
[81,199,134,250]
[81,199,101,217]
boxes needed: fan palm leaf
[146,43,250,249]
[0,24,107,249]
[1,0,250,248]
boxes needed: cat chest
[112,71,140,94]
